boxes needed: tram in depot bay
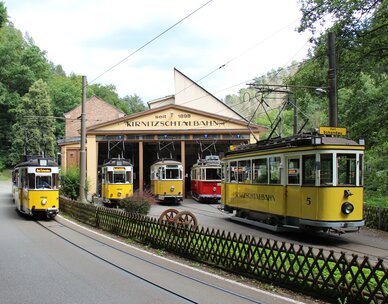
[150,159,183,204]
[12,156,59,218]
[190,155,222,202]
[101,158,133,205]
[221,132,365,232]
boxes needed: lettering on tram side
[232,192,276,202]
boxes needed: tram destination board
[319,126,347,136]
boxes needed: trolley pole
[79,76,87,203]
[328,32,338,127]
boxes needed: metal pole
[79,76,87,203]
[293,98,298,135]
[328,32,338,127]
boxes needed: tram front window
[205,168,221,180]
[36,175,51,189]
[337,154,357,186]
[114,172,125,183]
[165,167,181,179]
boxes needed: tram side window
[106,172,113,183]
[126,171,132,183]
[28,173,36,188]
[302,155,316,185]
[20,169,26,188]
[53,173,59,189]
[359,154,364,186]
[252,158,268,184]
[230,161,237,182]
[269,157,281,184]
[320,154,333,185]
[287,159,300,184]
[237,160,250,183]
[337,154,356,185]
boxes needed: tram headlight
[170,186,175,192]
[117,192,122,197]
[213,186,217,192]
[341,202,354,214]
[41,199,47,206]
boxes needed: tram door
[285,157,302,218]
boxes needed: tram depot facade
[59,69,266,198]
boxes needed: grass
[0,169,11,181]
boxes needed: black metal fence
[59,197,387,304]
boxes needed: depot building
[59,69,266,198]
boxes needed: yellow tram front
[221,133,365,232]
[101,158,133,205]
[150,159,183,203]
[12,157,59,218]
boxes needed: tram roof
[225,133,363,156]
[14,156,58,168]
[102,158,132,166]
[151,159,182,166]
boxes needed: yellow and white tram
[150,159,183,204]
[101,158,133,205]
[12,157,59,218]
[221,133,365,232]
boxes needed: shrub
[119,189,156,215]
[60,167,88,200]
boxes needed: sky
[6,0,312,103]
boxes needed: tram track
[36,217,297,304]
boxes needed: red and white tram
[190,155,221,203]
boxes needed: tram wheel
[174,211,198,228]
[158,208,179,224]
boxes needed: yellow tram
[12,157,59,218]
[221,133,365,232]
[150,159,183,204]
[101,158,133,205]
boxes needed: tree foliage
[290,0,388,198]
[10,79,56,164]
[0,2,148,169]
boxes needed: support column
[138,141,143,194]
[86,134,98,197]
[181,140,186,198]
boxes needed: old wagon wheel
[174,210,198,228]
[158,208,179,224]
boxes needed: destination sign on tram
[319,127,347,136]
[36,168,51,173]
[113,167,125,171]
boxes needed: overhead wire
[89,0,214,85]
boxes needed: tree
[10,79,56,164]
[0,1,6,28]
[48,73,83,138]
[290,0,388,200]
[122,94,147,114]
